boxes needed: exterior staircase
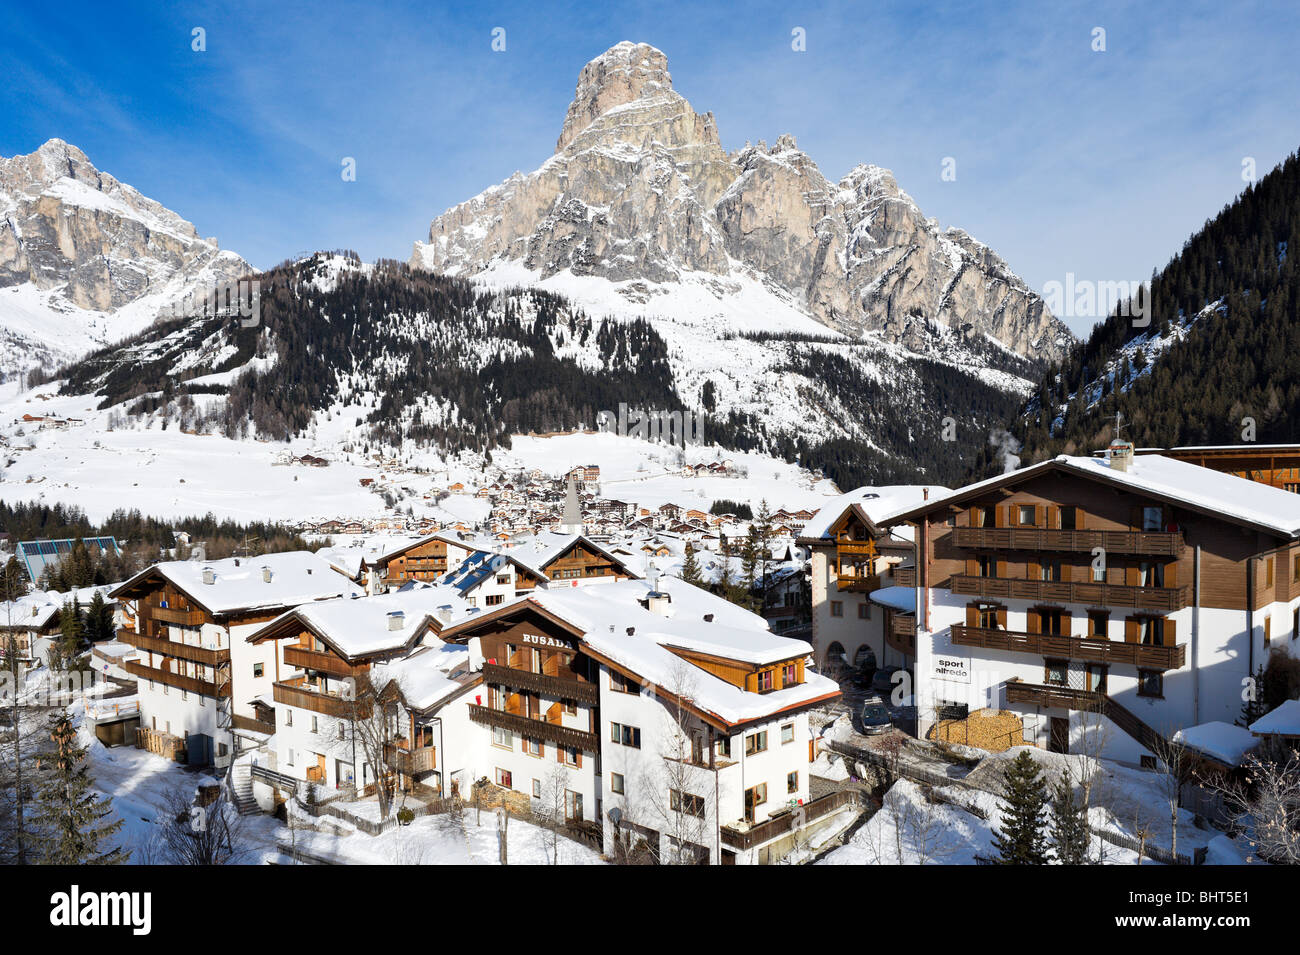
[231,759,260,816]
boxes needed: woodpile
[928,708,1026,753]
[136,726,186,761]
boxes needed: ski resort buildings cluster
[16,441,1300,863]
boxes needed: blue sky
[3,0,1298,335]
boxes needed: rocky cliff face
[0,139,248,310]
[413,41,1071,362]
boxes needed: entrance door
[1049,717,1069,754]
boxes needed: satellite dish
[607,807,623,825]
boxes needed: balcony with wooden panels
[950,624,1186,670]
[950,575,1190,612]
[142,605,208,627]
[952,526,1184,557]
[384,740,437,775]
[835,572,882,593]
[482,663,599,705]
[283,644,360,678]
[891,613,917,639]
[231,713,276,735]
[720,788,861,850]
[468,704,598,752]
[272,678,359,717]
[119,630,229,667]
[124,658,230,698]
[894,567,916,588]
[1003,681,1103,711]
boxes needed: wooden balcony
[894,567,916,588]
[384,741,437,775]
[950,624,1186,670]
[953,526,1184,557]
[836,574,882,593]
[144,605,208,627]
[950,575,1190,612]
[482,663,599,705]
[273,679,359,718]
[231,713,276,735]
[720,789,861,850]
[468,704,598,752]
[891,613,917,639]
[124,658,230,698]
[834,540,878,555]
[1004,681,1104,711]
[119,631,229,666]
[284,644,358,678]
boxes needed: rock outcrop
[413,41,1072,361]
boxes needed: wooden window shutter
[966,604,978,627]
[995,506,1006,528]
[1124,618,1139,643]
[996,559,1007,578]
[1060,610,1073,632]
[1035,504,1046,527]
[997,606,1008,629]
[1164,618,1177,646]
[1075,509,1085,530]
[1048,505,1060,529]
[1028,559,1040,579]
[1060,561,1072,583]
[968,506,978,528]
[575,750,582,769]
[1028,610,1041,635]
[1165,562,1177,587]
[966,557,977,576]
[1125,564,1139,587]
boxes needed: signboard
[932,653,970,684]
[522,632,573,649]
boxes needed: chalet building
[1133,444,1300,492]
[244,587,471,801]
[893,444,1300,766]
[111,553,362,767]
[438,577,844,864]
[440,533,640,608]
[799,486,944,675]
[367,533,475,586]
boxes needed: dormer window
[756,669,774,691]
[782,662,798,686]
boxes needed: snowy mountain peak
[412,42,1073,361]
[0,139,251,376]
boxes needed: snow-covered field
[0,376,838,524]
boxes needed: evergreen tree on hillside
[680,542,702,586]
[54,598,85,669]
[992,750,1052,864]
[83,591,115,644]
[34,713,126,864]
[1049,769,1090,865]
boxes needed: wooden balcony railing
[891,613,917,639]
[950,575,1190,612]
[720,789,861,850]
[384,741,437,775]
[124,659,230,698]
[953,526,1184,557]
[468,705,598,752]
[1003,681,1103,711]
[950,624,1186,670]
[272,679,359,718]
[119,631,229,666]
[894,567,916,588]
[836,574,882,593]
[143,605,208,627]
[482,663,599,705]
[231,713,276,735]
[834,540,878,555]
[283,644,359,678]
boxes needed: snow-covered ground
[0,377,838,524]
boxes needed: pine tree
[54,598,84,670]
[680,542,702,586]
[1049,769,1090,865]
[741,531,759,609]
[84,591,115,644]
[1238,664,1270,728]
[33,713,126,864]
[992,750,1052,864]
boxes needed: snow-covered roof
[373,641,475,712]
[479,577,838,726]
[116,551,362,615]
[1249,699,1300,737]
[800,485,949,540]
[273,584,474,660]
[869,585,915,613]
[1173,721,1258,766]
[894,454,1300,537]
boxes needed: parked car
[870,665,900,695]
[859,697,893,735]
